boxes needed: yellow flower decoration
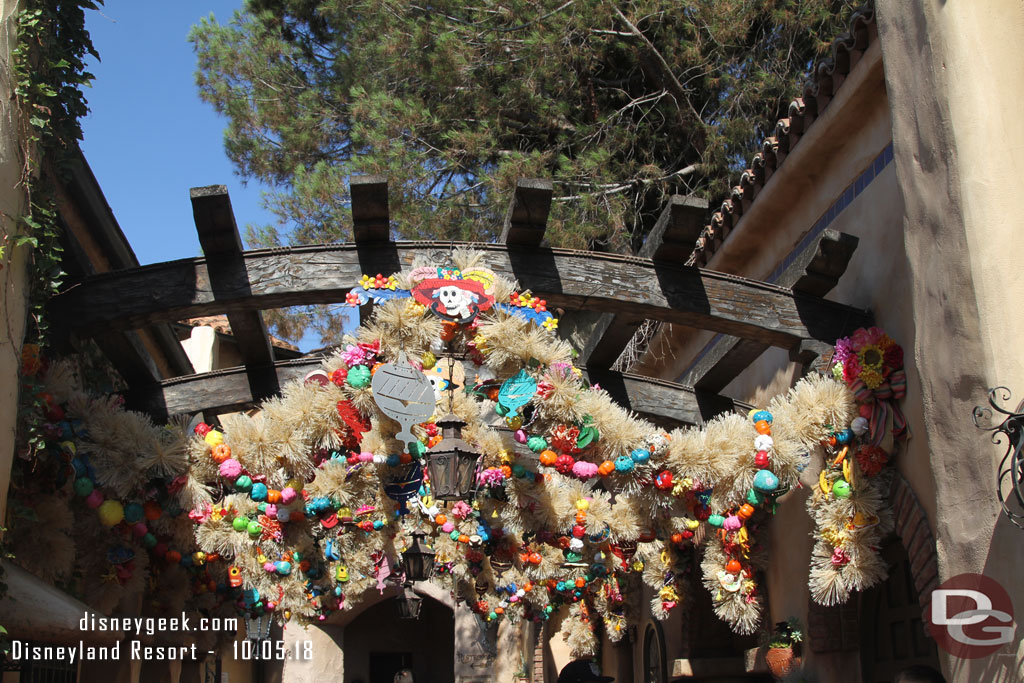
[542,317,559,330]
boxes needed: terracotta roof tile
[687,2,878,265]
[182,314,299,352]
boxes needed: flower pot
[765,646,795,678]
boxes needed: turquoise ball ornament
[614,455,635,472]
[752,469,779,492]
[73,477,94,497]
[347,365,372,388]
[275,561,292,575]
[251,483,268,501]
[630,447,651,464]
[123,503,144,524]
[752,410,773,424]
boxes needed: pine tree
[191,0,851,344]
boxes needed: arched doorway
[343,593,455,683]
[859,539,941,682]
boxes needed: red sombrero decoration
[409,266,496,322]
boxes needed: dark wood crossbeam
[577,195,708,368]
[191,185,279,400]
[638,195,708,262]
[49,241,870,351]
[125,355,747,425]
[499,178,552,247]
[351,175,390,243]
[681,229,860,391]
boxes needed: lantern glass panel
[402,531,436,582]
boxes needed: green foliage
[765,617,804,648]
[12,0,100,342]
[191,0,852,344]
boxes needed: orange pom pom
[539,450,558,466]
[434,514,447,525]
[211,443,231,463]
[266,490,282,504]
[598,461,615,476]
[725,559,742,574]
[754,420,771,435]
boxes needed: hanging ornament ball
[235,475,254,493]
[123,503,144,524]
[247,520,262,537]
[232,516,249,532]
[275,561,292,576]
[144,501,162,520]
[421,352,437,369]
[281,487,298,504]
[752,410,773,424]
[707,514,725,528]
[527,436,548,453]
[219,459,243,480]
[347,365,372,388]
[725,559,743,574]
[754,451,770,468]
[505,414,523,430]
[555,454,575,474]
[752,469,779,492]
[598,461,615,476]
[98,500,125,527]
[832,479,852,498]
[630,447,651,464]
[73,477,94,497]
[614,455,635,472]
[513,429,528,444]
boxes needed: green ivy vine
[3,0,101,653]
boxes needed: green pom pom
[73,477,93,497]
[142,533,157,548]
[247,520,262,537]
[232,516,249,532]
[347,365,372,388]
[527,436,548,453]
[235,475,253,493]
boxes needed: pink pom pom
[265,602,277,611]
[723,515,742,531]
[572,461,599,479]
[514,430,528,444]
[263,562,276,573]
[442,521,455,533]
[219,459,243,480]
[132,522,148,537]
[281,487,297,504]
[358,451,374,463]
[265,504,278,519]
[85,490,104,508]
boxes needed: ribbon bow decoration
[849,368,910,446]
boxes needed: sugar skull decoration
[409,266,496,323]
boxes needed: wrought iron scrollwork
[973,387,1024,529]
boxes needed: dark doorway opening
[370,652,413,683]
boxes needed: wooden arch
[53,178,867,426]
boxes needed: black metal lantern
[426,413,482,500]
[395,584,423,619]
[402,530,436,582]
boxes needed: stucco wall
[874,1,1024,680]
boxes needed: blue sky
[81,0,270,264]
[81,1,350,349]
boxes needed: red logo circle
[924,573,1015,659]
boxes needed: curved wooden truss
[54,180,867,425]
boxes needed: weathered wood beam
[500,178,553,247]
[125,355,747,425]
[48,241,871,351]
[681,229,860,391]
[638,195,708,263]
[351,175,390,243]
[191,185,279,399]
[577,195,709,368]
